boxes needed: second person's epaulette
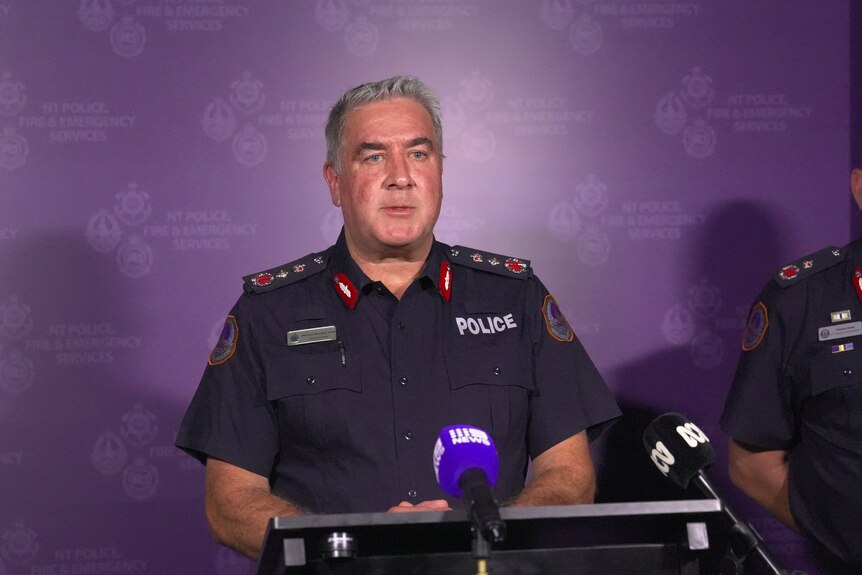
[242,250,330,294]
[446,245,532,279]
[772,244,845,287]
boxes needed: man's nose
[385,155,413,189]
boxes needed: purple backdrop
[0,1,853,573]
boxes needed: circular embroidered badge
[542,295,574,342]
[741,302,768,351]
[209,315,239,365]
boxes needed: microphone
[642,411,717,489]
[433,425,506,543]
[642,413,783,574]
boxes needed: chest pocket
[265,351,362,451]
[444,343,533,447]
[809,344,862,394]
[806,345,862,446]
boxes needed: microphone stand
[694,473,783,575]
[471,527,491,575]
[458,468,505,575]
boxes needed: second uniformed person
[177,76,621,559]
[721,167,862,574]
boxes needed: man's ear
[851,169,862,210]
[324,163,341,207]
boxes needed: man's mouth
[382,206,414,215]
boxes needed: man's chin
[375,230,432,252]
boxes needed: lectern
[256,499,726,574]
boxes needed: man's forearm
[508,465,595,507]
[509,432,596,507]
[205,460,307,559]
[206,481,306,559]
[727,440,797,531]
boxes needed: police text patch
[455,314,517,335]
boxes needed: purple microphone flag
[433,425,500,498]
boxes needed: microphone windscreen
[642,412,716,489]
[433,425,499,498]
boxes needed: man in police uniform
[177,76,620,559]
[721,168,862,574]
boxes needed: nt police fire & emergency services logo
[92,403,202,501]
[0,296,35,395]
[78,0,252,58]
[85,182,155,278]
[87,182,258,276]
[91,404,160,500]
[660,281,747,370]
[655,66,813,159]
[202,71,269,167]
[443,71,497,164]
[547,175,612,267]
[0,73,29,171]
[540,0,704,55]
[3,72,137,170]
[0,523,39,567]
[313,0,480,57]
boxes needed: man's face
[324,98,443,257]
[852,168,862,210]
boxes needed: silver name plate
[818,321,862,342]
[286,326,337,346]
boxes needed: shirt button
[306,376,315,385]
[400,377,408,386]
[404,432,414,440]
[408,489,417,498]
[493,367,502,376]
[399,322,406,330]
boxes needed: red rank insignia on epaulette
[853,269,862,304]
[251,272,273,287]
[333,273,358,310]
[505,258,527,274]
[439,261,452,302]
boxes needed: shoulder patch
[543,295,574,342]
[243,251,329,294]
[447,245,532,280]
[741,302,768,351]
[209,315,238,365]
[772,245,845,288]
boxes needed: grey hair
[325,75,443,172]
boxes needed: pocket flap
[265,352,361,400]
[445,344,533,391]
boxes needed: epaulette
[446,245,532,280]
[772,245,845,287]
[242,250,330,294]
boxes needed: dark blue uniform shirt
[178,230,620,513]
[722,238,862,572]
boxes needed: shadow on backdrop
[594,199,785,504]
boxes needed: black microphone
[642,411,716,489]
[433,425,506,543]
[643,413,784,575]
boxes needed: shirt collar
[328,228,452,305]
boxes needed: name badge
[818,321,862,342]
[287,326,337,346]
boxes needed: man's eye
[410,151,427,160]
[365,154,382,162]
